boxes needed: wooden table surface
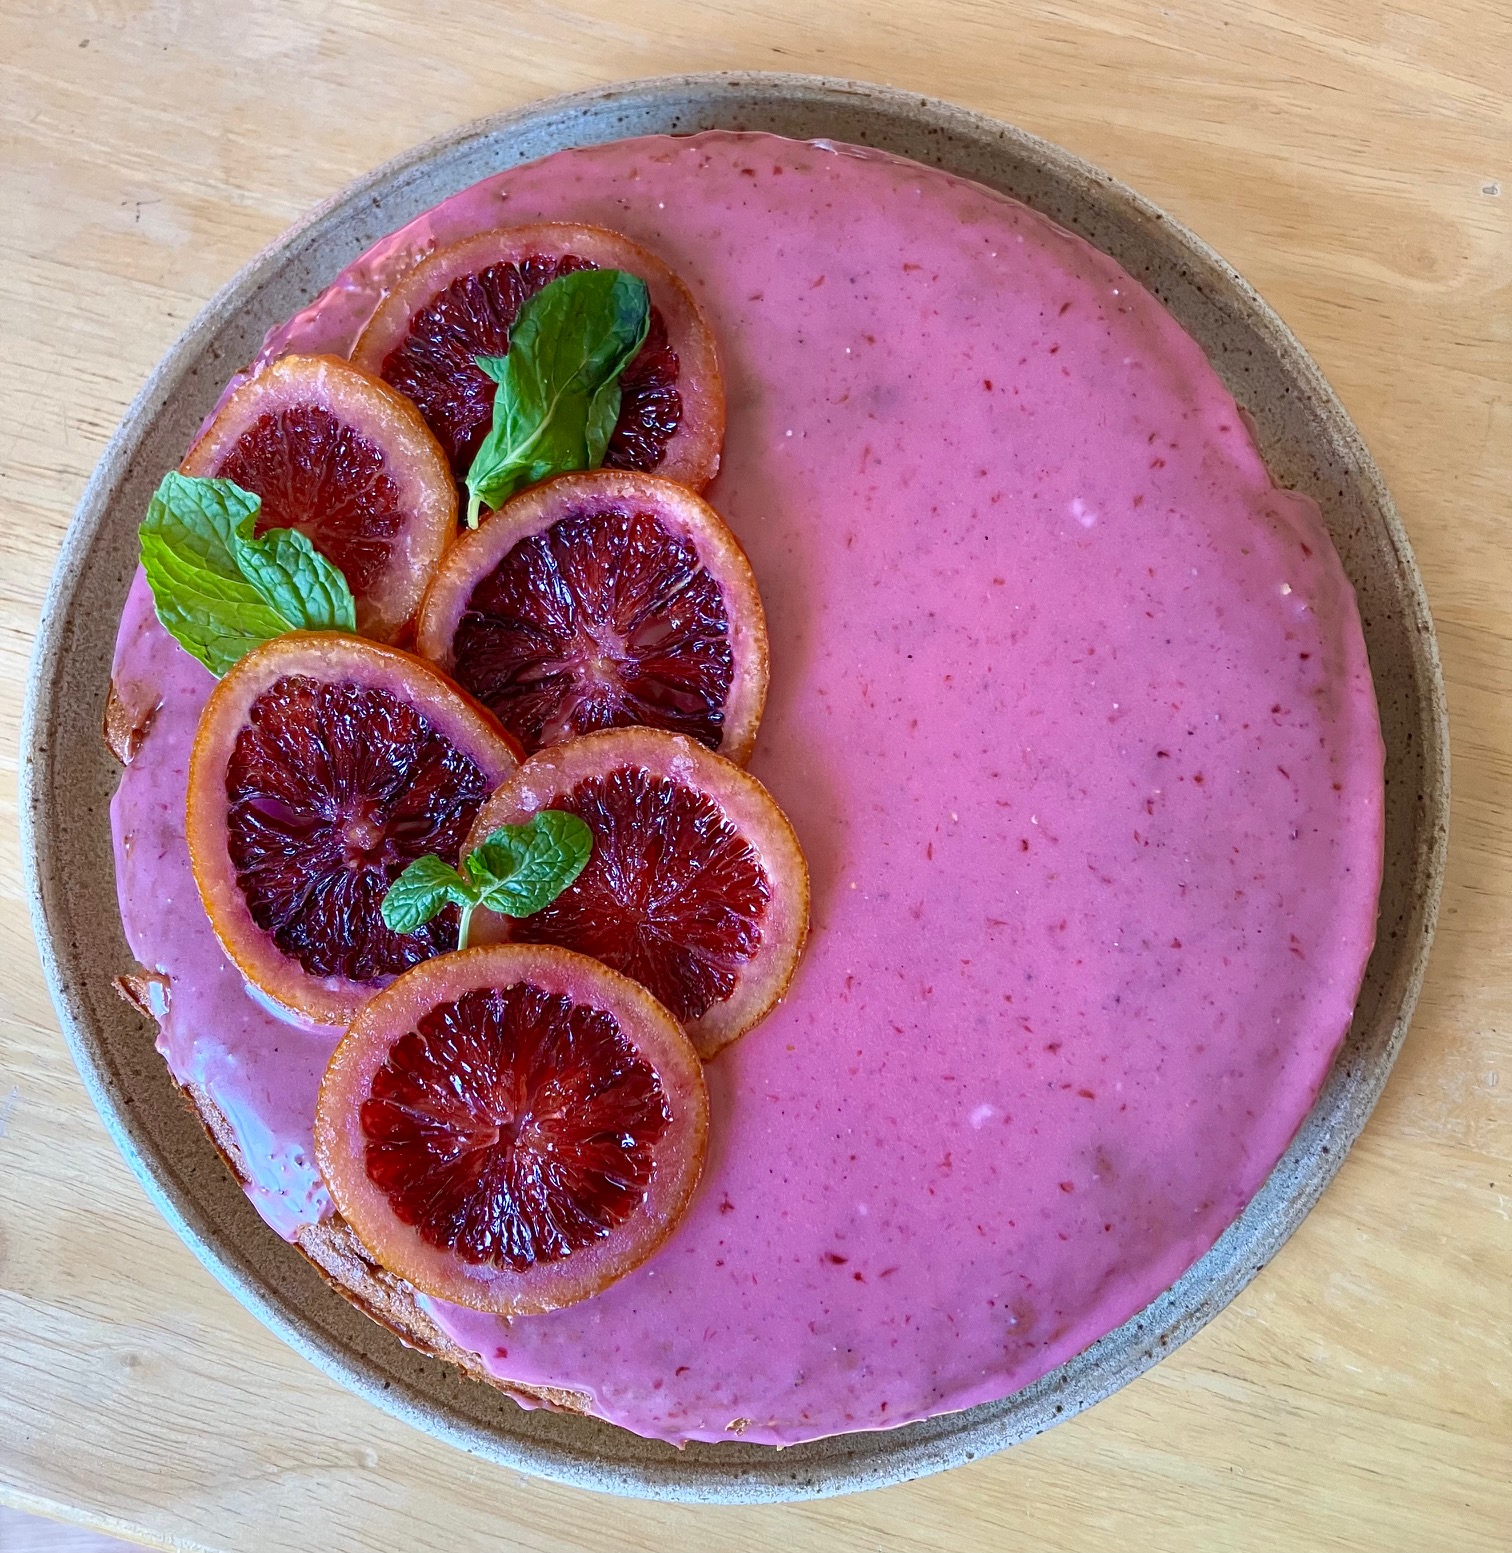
[2,2,1508,1549]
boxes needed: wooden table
[2,3,1508,1549]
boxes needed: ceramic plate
[22,73,1447,1502]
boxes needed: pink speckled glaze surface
[110,131,1384,1447]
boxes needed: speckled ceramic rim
[21,74,1447,1503]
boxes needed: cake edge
[107,964,602,1427]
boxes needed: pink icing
[109,131,1384,1447]
[110,574,338,1237]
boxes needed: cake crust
[118,982,595,1421]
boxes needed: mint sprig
[381,811,593,950]
[140,472,356,676]
[464,268,651,527]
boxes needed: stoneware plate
[22,73,1447,1502]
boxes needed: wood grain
[1,2,1508,1549]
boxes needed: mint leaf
[140,472,357,676]
[469,812,594,917]
[380,855,473,936]
[139,474,289,674]
[232,525,356,634]
[378,811,593,951]
[146,469,262,563]
[464,269,651,526]
[583,370,626,469]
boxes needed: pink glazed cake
[108,131,1385,1447]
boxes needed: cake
[108,130,1384,1446]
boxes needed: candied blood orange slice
[415,470,768,763]
[467,728,808,1057]
[186,633,520,1027]
[181,354,455,643]
[350,223,724,491]
[315,943,708,1313]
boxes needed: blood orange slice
[415,470,767,763]
[351,223,724,491]
[186,632,520,1027]
[467,728,808,1057]
[181,354,455,643]
[315,943,708,1313]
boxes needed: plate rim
[21,70,1449,1503]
